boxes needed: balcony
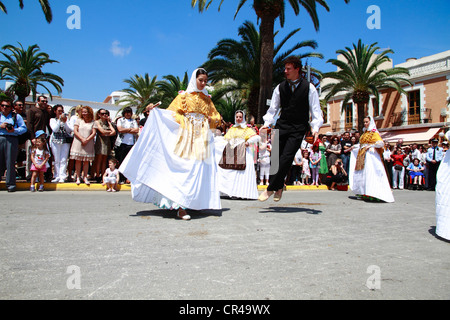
[332,120,355,132]
[390,108,432,126]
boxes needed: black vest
[276,78,310,132]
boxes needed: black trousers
[0,135,19,190]
[427,161,441,190]
[267,128,305,192]
[115,143,133,182]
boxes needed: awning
[380,127,440,145]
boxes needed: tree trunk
[247,86,259,121]
[257,16,275,124]
[356,102,366,133]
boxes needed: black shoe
[7,187,16,193]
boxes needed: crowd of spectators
[0,96,144,192]
[1,96,448,193]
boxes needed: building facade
[320,50,450,145]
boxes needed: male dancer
[258,56,323,201]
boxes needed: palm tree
[0,0,52,23]
[156,72,189,108]
[203,20,322,120]
[191,0,350,123]
[214,93,248,123]
[321,39,412,133]
[0,43,63,102]
[118,73,159,115]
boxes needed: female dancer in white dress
[435,130,450,240]
[215,110,260,199]
[119,68,222,220]
[349,116,394,203]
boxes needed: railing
[332,120,355,132]
[390,108,432,126]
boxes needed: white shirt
[116,117,138,146]
[263,82,323,133]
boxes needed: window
[344,103,353,129]
[372,98,380,117]
[408,90,420,124]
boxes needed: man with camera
[0,99,27,192]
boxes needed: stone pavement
[0,187,448,301]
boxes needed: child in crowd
[30,131,50,192]
[301,150,311,185]
[292,147,303,185]
[102,157,120,192]
[309,142,322,186]
[258,140,271,185]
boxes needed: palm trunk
[257,16,275,124]
[356,102,366,133]
[247,86,259,121]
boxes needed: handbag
[394,164,403,171]
[219,142,246,170]
[304,131,314,144]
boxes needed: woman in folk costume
[215,110,261,199]
[119,68,222,220]
[349,116,394,203]
[435,130,450,240]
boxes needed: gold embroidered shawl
[167,92,221,160]
[224,126,256,147]
[355,130,384,171]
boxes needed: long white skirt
[349,145,394,203]
[436,151,450,240]
[214,137,258,200]
[119,108,221,210]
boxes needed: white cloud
[110,40,132,57]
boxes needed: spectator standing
[340,131,352,174]
[326,136,341,169]
[391,148,406,190]
[383,142,393,187]
[309,141,322,186]
[291,147,302,185]
[70,106,97,185]
[0,99,27,192]
[115,107,139,184]
[29,131,50,192]
[426,138,443,191]
[258,140,271,186]
[318,136,328,184]
[49,104,73,183]
[301,150,311,185]
[25,95,50,180]
[92,109,116,182]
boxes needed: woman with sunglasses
[326,136,342,169]
[92,109,116,183]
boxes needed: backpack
[12,113,31,145]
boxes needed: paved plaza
[0,187,449,300]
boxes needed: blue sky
[1,0,449,103]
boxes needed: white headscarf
[186,68,209,96]
[233,110,247,128]
[363,115,378,133]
